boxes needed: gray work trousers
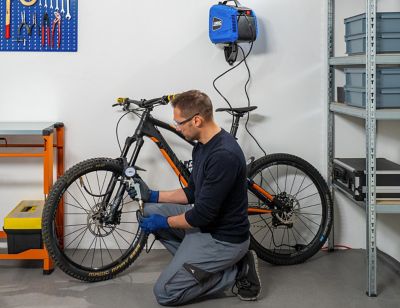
[143,203,250,306]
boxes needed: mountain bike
[42,95,333,282]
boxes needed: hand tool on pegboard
[12,38,26,46]
[42,12,50,47]
[28,13,37,36]
[19,0,38,6]
[60,0,65,14]
[55,0,59,11]
[18,12,30,36]
[5,0,11,39]
[66,0,71,20]
[51,12,61,48]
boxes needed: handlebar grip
[164,94,177,103]
[117,97,128,104]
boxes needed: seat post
[230,115,242,139]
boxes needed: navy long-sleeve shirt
[183,129,250,243]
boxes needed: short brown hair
[171,90,213,121]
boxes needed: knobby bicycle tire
[247,153,333,265]
[42,157,147,282]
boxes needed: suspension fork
[247,178,283,215]
[103,134,146,223]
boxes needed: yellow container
[3,200,44,254]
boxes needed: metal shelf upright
[327,0,400,297]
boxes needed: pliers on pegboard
[51,12,61,49]
[18,12,30,36]
[42,12,50,47]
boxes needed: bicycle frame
[110,107,274,217]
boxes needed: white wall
[0,1,398,261]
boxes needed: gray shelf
[333,184,400,214]
[330,54,400,66]
[330,103,400,120]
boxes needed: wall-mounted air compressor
[209,0,258,65]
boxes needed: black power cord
[212,40,267,157]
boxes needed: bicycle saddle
[215,106,258,115]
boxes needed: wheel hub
[87,203,116,237]
[273,192,300,226]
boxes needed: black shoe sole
[238,250,261,301]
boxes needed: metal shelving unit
[327,0,400,297]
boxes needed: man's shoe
[234,250,261,301]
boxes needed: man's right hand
[129,175,159,203]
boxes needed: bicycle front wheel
[247,153,333,265]
[42,158,147,281]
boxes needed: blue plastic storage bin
[345,12,400,54]
[344,68,400,108]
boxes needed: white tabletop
[0,122,62,136]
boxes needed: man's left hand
[139,214,169,233]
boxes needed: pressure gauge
[125,167,136,178]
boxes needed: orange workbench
[0,122,64,274]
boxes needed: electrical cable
[212,40,267,157]
[238,44,267,157]
[116,111,134,154]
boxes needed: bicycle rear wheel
[247,153,333,265]
[42,157,147,281]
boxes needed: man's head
[171,90,214,141]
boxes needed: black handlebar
[114,94,176,109]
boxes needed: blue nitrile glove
[139,214,169,233]
[128,175,159,203]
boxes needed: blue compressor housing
[209,3,258,44]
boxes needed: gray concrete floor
[0,249,399,308]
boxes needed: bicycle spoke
[297,192,319,202]
[289,169,298,195]
[296,215,317,236]
[266,165,281,194]
[81,235,97,264]
[101,236,115,263]
[64,223,87,227]
[284,165,289,192]
[296,212,320,226]
[259,224,272,245]
[65,195,89,214]
[65,226,88,249]
[262,168,278,195]
[114,229,131,246]
[111,231,123,255]
[294,182,315,198]
[292,225,308,243]
[91,233,98,268]
[99,235,104,268]
[290,228,298,247]
[115,227,136,236]
[279,227,285,253]
[75,182,95,212]
[294,174,307,197]
[71,227,89,257]
[63,225,87,239]
[84,174,97,207]
[294,211,322,217]
[250,216,272,225]
[298,203,321,210]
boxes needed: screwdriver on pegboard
[5,0,11,39]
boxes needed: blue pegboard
[0,0,78,52]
